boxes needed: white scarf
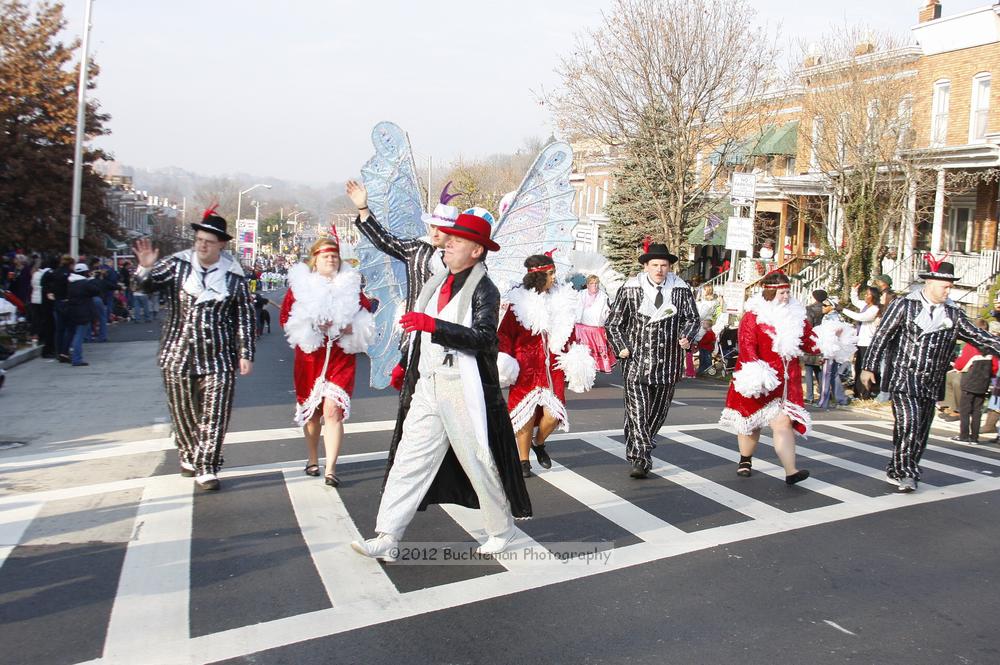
[637,272,686,322]
[507,284,580,354]
[179,250,240,304]
[746,294,807,360]
[907,290,954,336]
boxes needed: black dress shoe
[57,354,70,363]
[629,465,649,479]
[786,469,810,485]
[521,460,532,478]
[325,474,340,487]
[532,444,552,469]
[949,436,970,443]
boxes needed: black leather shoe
[532,444,552,469]
[629,465,648,479]
[521,460,532,478]
[325,474,340,487]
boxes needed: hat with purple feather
[420,181,460,228]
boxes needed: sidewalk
[0,321,169,496]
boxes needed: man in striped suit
[861,259,1000,492]
[606,241,700,478]
[132,208,256,491]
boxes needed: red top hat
[440,213,500,252]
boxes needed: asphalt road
[2,292,999,665]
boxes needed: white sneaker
[476,529,516,556]
[897,477,917,493]
[350,534,399,562]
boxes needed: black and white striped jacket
[355,213,443,314]
[134,250,255,375]
[863,292,1000,400]
[606,274,700,385]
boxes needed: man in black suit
[605,241,700,478]
[862,260,1000,492]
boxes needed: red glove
[400,312,436,334]
[390,363,405,391]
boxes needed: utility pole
[70,0,95,258]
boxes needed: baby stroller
[112,291,131,321]
[705,324,739,377]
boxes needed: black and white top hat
[918,254,959,282]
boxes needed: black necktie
[930,304,938,318]
[654,286,663,309]
[201,267,217,288]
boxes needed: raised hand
[345,180,368,211]
[132,237,159,269]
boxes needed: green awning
[708,138,750,166]
[754,120,799,156]
[687,200,734,246]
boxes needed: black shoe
[949,436,970,443]
[71,361,89,367]
[737,461,752,477]
[521,460,532,478]
[629,465,649,479]
[786,469,810,485]
[532,444,552,469]
[57,354,70,363]
[324,474,339,487]
[304,463,321,477]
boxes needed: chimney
[919,0,942,23]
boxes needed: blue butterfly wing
[359,121,426,388]
[488,142,577,295]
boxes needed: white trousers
[376,372,514,540]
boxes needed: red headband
[312,245,339,257]
[527,264,555,274]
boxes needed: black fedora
[638,239,678,265]
[190,205,233,241]
[918,255,959,282]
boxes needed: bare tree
[549,0,781,250]
[788,26,934,293]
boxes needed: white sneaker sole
[350,540,397,563]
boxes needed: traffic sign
[730,172,757,204]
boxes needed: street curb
[0,345,42,370]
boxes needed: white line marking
[795,430,930,489]
[862,421,1000,465]
[282,470,398,609]
[103,475,193,664]
[819,423,989,480]
[583,433,789,522]
[437,504,557,574]
[823,619,857,636]
[0,503,42,571]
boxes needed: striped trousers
[623,380,676,471]
[163,371,236,475]
[888,393,936,480]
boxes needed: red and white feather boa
[745,294,807,360]
[284,263,372,354]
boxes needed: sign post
[727,172,757,282]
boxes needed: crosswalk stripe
[664,432,871,504]
[534,454,687,542]
[437,504,557,573]
[862,421,1000,466]
[582,433,789,522]
[820,424,990,480]
[103,475,193,664]
[793,431,935,488]
[0,503,42,572]
[282,469,399,610]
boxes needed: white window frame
[969,72,991,144]
[896,95,914,149]
[931,79,950,147]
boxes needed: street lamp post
[236,183,271,226]
[69,0,95,258]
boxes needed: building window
[931,79,950,147]
[970,73,991,143]
[896,96,914,149]
[809,116,823,170]
[946,207,973,253]
[785,156,796,176]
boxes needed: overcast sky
[57,0,988,184]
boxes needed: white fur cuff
[732,359,780,399]
[497,352,520,388]
[557,343,597,393]
[812,320,858,363]
[338,308,375,355]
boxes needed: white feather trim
[509,387,569,434]
[284,263,363,354]
[497,352,520,388]
[337,307,374,354]
[507,285,580,354]
[746,294,807,360]
[719,398,812,437]
[732,359,780,399]
[812,320,859,363]
[293,377,352,427]
[556,343,597,393]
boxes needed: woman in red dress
[280,237,374,486]
[498,253,597,478]
[719,271,852,484]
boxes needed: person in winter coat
[66,263,100,366]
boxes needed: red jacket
[697,330,716,351]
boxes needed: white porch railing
[788,257,834,303]
[891,250,1000,289]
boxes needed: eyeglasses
[194,237,221,246]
